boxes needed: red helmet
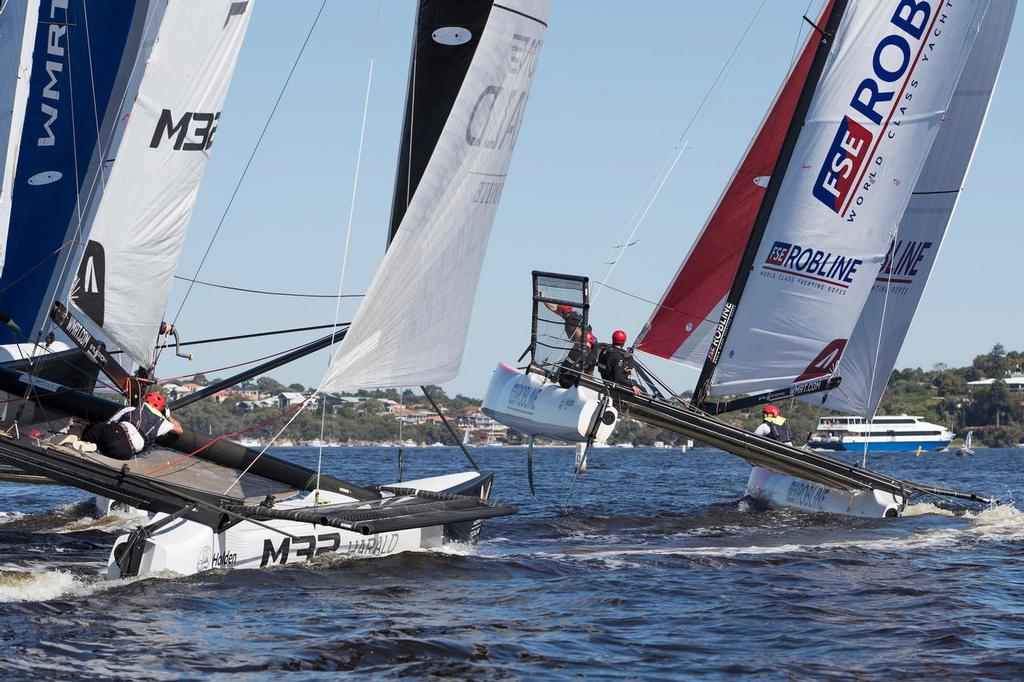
[762,404,780,418]
[612,329,627,346]
[557,304,574,315]
[144,391,166,412]
[586,332,596,345]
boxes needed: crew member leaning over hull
[77,391,183,460]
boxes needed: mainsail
[810,0,1016,417]
[636,1,835,367]
[0,0,150,345]
[0,0,38,276]
[676,0,991,399]
[68,0,254,370]
[323,0,551,391]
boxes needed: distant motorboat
[808,415,954,453]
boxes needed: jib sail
[324,0,551,391]
[808,0,1015,417]
[700,0,990,398]
[636,1,836,368]
[68,0,254,370]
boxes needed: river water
[0,445,1022,679]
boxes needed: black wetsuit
[598,345,640,390]
[557,343,596,388]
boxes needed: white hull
[745,467,904,518]
[106,471,485,579]
[481,363,617,443]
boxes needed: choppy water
[1,445,1022,679]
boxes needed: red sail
[637,2,833,364]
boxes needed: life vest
[119,403,167,450]
[765,419,792,444]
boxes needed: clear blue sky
[158,1,1023,397]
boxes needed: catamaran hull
[481,363,617,443]
[105,471,496,579]
[107,515,443,579]
[745,466,904,518]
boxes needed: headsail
[68,0,254,369]
[636,1,835,367]
[809,0,1016,417]
[0,0,39,277]
[703,0,990,398]
[323,0,552,391]
[0,0,150,345]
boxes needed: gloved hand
[5,318,20,336]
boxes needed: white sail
[323,0,551,391]
[810,0,1016,417]
[710,0,990,397]
[69,0,254,368]
[0,0,39,276]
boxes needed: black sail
[387,0,494,247]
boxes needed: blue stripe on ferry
[0,0,139,344]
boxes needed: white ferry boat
[808,415,953,453]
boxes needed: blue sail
[0,0,149,345]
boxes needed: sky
[157,1,1023,398]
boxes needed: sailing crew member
[558,332,598,388]
[544,302,591,342]
[754,405,793,446]
[598,329,642,397]
[0,312,21,337]
[81,391,183,460]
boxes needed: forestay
[0,0,38,277]
[709,0,989,397]
[636,1,834,368]
[810,0,1016,417]
[323,0,551,391]
[69,0,253,370]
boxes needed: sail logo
[812,116,871,212]
[706,302,736,365]
[876,239,932,284]
[149,109,221,151]
[811,0,940,215]
[762,241,862,288]
[466,34,542,151]
[794,338,847,383]
[36,0,70,148]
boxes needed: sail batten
[323,0,551,392]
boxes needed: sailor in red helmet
[557,330,600,388]
[754,404,792,446]
[80,391,183,460]
[598,329,642,396]
[544,301,591,342]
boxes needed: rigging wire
[166,0,329,339]
[591,0,769,304]
[171,275,365,299]
[315,0,382,496]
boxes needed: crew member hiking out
[558,331,598,388]
[544,302,591,342]
[754,405,792,446]
[598,329,642,397]
[76,391,183,460]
